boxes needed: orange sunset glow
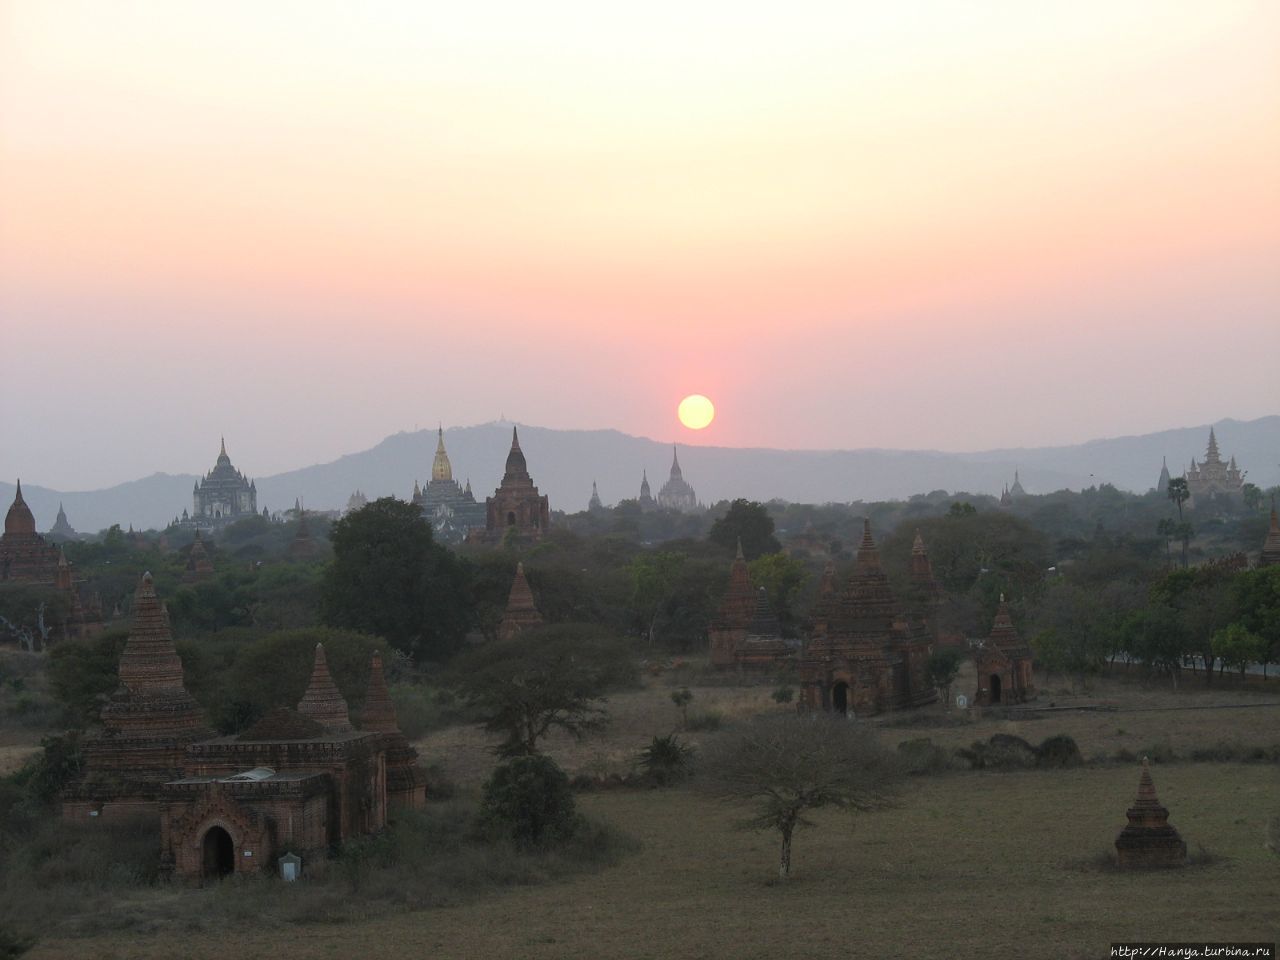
[1,1,1278,488]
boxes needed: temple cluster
[62,574,426,882]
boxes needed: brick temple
[64,574,426,882]
[798,520,936,717]
[471,427,550,544]
[708,540,791,670]
[972,595,1036,707]
[1,481,62,583]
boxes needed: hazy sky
[2,1,1277,490]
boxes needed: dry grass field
[426,662,1280,789]
[20,663,1280,960]
[31,765,1279,960]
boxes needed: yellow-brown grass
[32,764,1279,960]
[17,666,1280,959]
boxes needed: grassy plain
[32,765,1279,960]
[16,663,1280,959]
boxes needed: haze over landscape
[5,6,1280,959]
[2,1,1278,490]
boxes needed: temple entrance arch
[201,826,235,879]
[831,681,849,716]
[507,511,516,526]
[989,675,1002,704]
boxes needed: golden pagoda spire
[432,424,453,483]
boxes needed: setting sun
[677,394,715,430]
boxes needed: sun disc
[678,394,715,430]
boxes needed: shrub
[957,734,1038,770]
[897,737,956,775]
[685,709,725,732]
[771,686,794,704]
[479,755,577,847]
[1036,735,1083,768]
[0,923,34,960]
[670,688,693,728]
[637,735,695,786]
[421,762,457,801]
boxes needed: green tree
[1233,566,1280,677]
[320,498,472,660]
[480,754,577,846]
[699,716,901,881]
[708,500,780,560]
[46,629,131,725]
[1151,566,1239,686]
[1212,623,1266,683]
[747,552,809,637]
[629,551,686,648]
[204,627,387,733]
[1118,604,1190,689]
[1028,581,1113,690]
[1167,477,1189,521]
[1156,518,1177,568]
[1242,483,1263,512]
[926,648,964,708]
[1174,520,1194,570]
[455,625,634,757]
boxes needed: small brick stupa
[183,528,214,582]
[1115,759,1187,868]
[708,539,758,667]
[1260,498,1280,568]
[296,643,354,733]
[360,651,427,811]
[497,562,543,640]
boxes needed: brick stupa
[63,572,212,819]
[1260,498,1280,568]
[359,651,427,811]
[296,643,354,733]
[1115,760,1187,869]
[183,528,214,582]
[708,539,758,667]
[497,562,543,640]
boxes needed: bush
[637,734,694,786]
[771,686,794,704]
[1036,735,1083,768]
[479,755,577,847]
[685,709,725,732]
[0,923,34,959]
[421,762,457,801]
[957,734,1038,770]
[897,737,956,775]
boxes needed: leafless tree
[698,715,902,881]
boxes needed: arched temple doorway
[202,826,235,879]
[989,674,1002,704]
[831,681,849,716]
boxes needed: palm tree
[1167,477,1189,520]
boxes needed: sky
[2,1,1277,491]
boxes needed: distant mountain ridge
[5,416,1276,533]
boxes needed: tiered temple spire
[1115,759,1187,868]
[497,562,544,640]
[1260,497,1280,568]
[296,643,353,733]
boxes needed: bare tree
[698,715,902,881]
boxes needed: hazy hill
[6,416,1276,533]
